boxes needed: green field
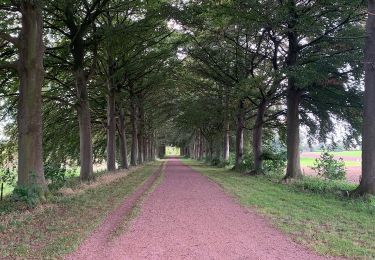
[300,150,361,168]
[300,157,361,167]
[304,151,362,157]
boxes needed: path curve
[70,158,338,260]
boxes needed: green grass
[183,159,375,259]
[300,157,361,167]
[304,151,362,158]
[331,151,362,157]
[1,183,14,197]
[0,162,161,259]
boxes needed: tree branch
[0,32,19,48]
[0,61,18,70]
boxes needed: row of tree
[0,0,179,196]
[0,0,374,197]
[169,0,374,195]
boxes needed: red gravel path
[69,158,336,260]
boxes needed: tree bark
[235,99,245,170]
[151,131,156,160]
[17,2,47,191]
[106,62,116,171]
[252,99,267,174]
[130,87,138,166]
[76,71,93,181]
[198,132,204,160]
[65,5,94,181]
[118,108,129,169]
[355,0,375,195]
[284,85,302,179]
[284,2,302,180]
[138,96,145,164]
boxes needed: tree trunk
[284,4,302,180]
[118,108,129,169]
[76,72,93,181]
[158,145,165,158]
[252,99,267,174]
[106,71,116,171]
[130,88,138,166]
[198,132,204,160]
[284,86,302,179]
[235,99,245,170]
[223,119,230,161]
[144,136,149,162]
[137,96,144,164]
[151,131,156,160]
[355,0,375,195]
[17,2,47,191]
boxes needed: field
[300,150,362,183]
[300,157,361,167]
[300,150,362,166]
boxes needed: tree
[355,1,375,195]
[0,1,47,193]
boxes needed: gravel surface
[68,158,337,260]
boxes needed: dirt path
[69,158,336,260]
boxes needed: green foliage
[311,150,347,180]
[44,164,78,191]
[210,157,221,166]
[262,144,287,174]
[12,174,45,208]
[293,177,355,195]
[0,168,16,187]
[12,186,40,208]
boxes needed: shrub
[311,150,346,180]
[0,168,17,199]
[12,172,46,207]
[263,150,287,174]
[0,167,16,187]
[210,157,221,166]
[45,164,77,191]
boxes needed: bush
[311,150,346,180]
[263,150,287,174]
[0,168,17,199]
[12,172,46,207]
[210,157,221,166]
[45,164,77,191]
[0,167,16,187]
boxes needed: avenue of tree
[0,0,374,197]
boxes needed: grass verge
[182,159,375,259]
[0,161,161,259]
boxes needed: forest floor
[69,158,339,260]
